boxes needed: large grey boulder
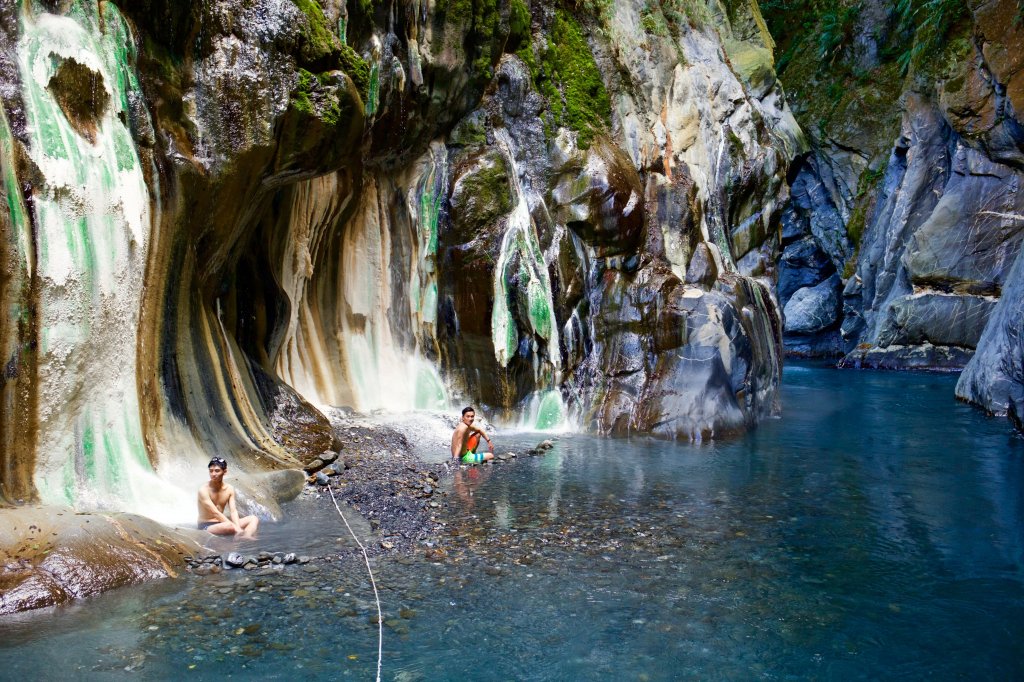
[252,469,307,503]
[784,275,841,334]
[904,144,1024,295]
[577,268,782,441]
[876,293,997,349]
[777,236,836,305]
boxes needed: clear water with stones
[1,361,1022,680]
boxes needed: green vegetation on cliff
[438,0,507,78]
[892,0,968,75]
[640,0,711,36]
[841,158,888,277]
[520,9,611,148]
[451,152,514,241]
[290,0,370,100]
[291,0,336,61]
[762,0,970,80]
[760,0,970,187]
[291,68,352,126]
[508,0,531,50]
[338,44,370,99]
[763,0,972,277]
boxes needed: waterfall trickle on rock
[490,130,561,374]
[16,4,191,520]
[516,389,575,432]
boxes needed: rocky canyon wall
[0,0,799,510]
[765,0,1024,429]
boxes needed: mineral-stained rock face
[0,0,799,537]
[8,0,1020,556]
[430,1,797,438]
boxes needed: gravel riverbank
[186,410,555,575]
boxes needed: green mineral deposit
[18,2,157,509]
[534,391,565,430]
[366,62,380,115]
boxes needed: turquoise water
[1,362,1022,679]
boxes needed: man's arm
[451,426,463,459]
[226,488,242,527]
[471,424,493,449]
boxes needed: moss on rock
[291,0,338,63]
[523,9,611,148]
[438,0,507,80]
[289,0,369,101]
[508,0,531,51]
[842,160,888,277]
[289,68,358,127]
[449,151,514,243]
[338,43,370,99]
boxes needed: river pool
[1,362,1022,680]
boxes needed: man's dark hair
[208,457,227,469]
[461,406,475,416]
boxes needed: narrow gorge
[0,0,1022,622]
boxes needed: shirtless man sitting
[197,457,259,538]
[451,406,495,464]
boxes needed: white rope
[328,485,383,682]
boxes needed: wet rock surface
[0,508,199,615]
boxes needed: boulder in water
[0,507,199,615]
[254,469,307,503]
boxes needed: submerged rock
[253,470,307,503]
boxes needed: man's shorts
[198,520,218,531]
[461,451,486,464]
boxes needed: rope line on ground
[329,485,383,682]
